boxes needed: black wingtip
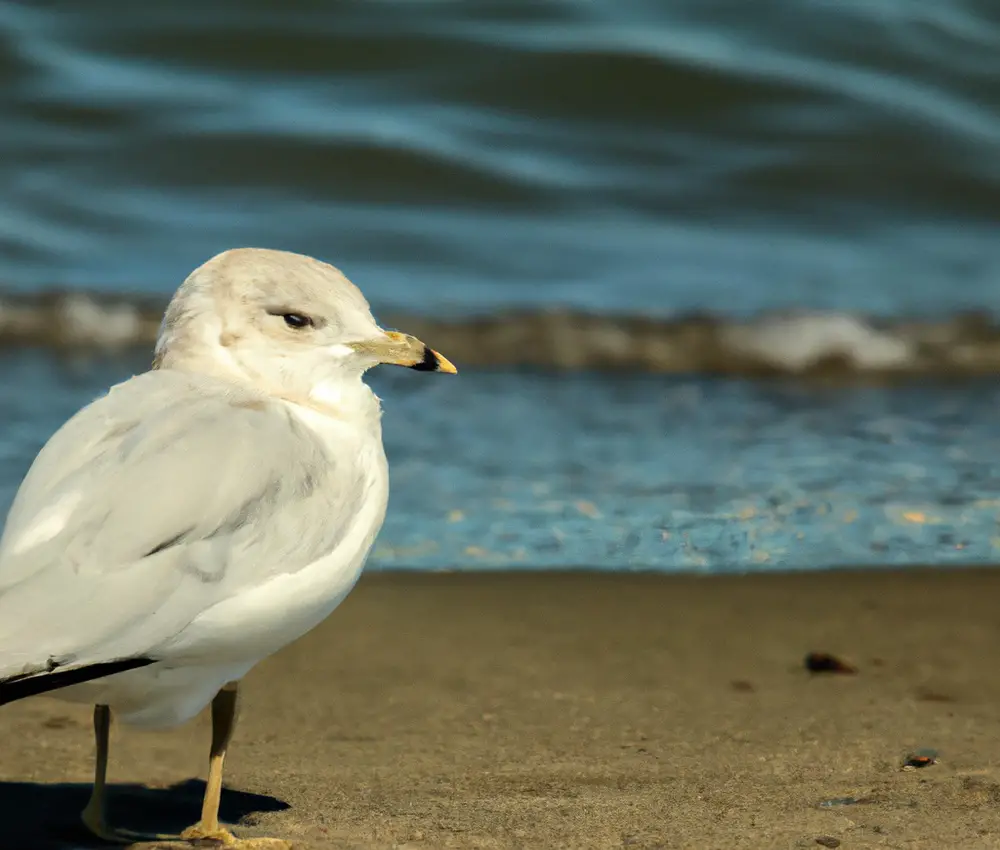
[0,656,156,706]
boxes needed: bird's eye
[281,313,313,330]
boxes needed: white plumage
[0,247,455,845]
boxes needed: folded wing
[0,370,346,692]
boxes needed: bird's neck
[305,376,383,423]
[156,342,382,425]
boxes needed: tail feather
[0,657,156,705]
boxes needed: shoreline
[5,289,1000,379]
[2,568,1000,848]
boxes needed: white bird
[0,248,456,846]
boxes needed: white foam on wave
[0,290,993,378]
[721,312,916,373]
[55,294,145,347]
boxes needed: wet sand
[2,569,1000,849]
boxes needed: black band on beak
[409,346,441,372]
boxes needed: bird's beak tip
[432,350,458,374]
[410,346,458,374]
[376,331,457,374]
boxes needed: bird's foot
[80,812,290,850]
[80,806,173,845]
[177,824,291,849]
[179,823,238,845]
[80,807,129,844]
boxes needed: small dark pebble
[730,679,756,693]
[818,797,859,808]
[818,795,876,808]
[902,749,938,770]
[805,652,858,674]
[914,687,955,703]
[815,838,841,848]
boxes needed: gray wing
[0,369,350,681]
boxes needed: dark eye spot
[281,313,313,330]
[265,307,316,330]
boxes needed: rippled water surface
[1,353,998,571]
[2,1,999,317]
[1,2,999,571]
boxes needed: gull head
[153,248,456,405]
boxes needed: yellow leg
[79,704,178,844]
[78,686,287,848]
[181,682,240,845]
[79,704,125,842]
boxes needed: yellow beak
[349,331,458,374]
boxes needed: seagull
[0,248,456,846]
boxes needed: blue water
[1,352,998,571]
[1,2,1000,571]
[1,1,999,318]
[380,372,1000,569]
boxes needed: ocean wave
[6,288,1000,380]
[2,0,1000,317]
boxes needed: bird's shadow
[0,779,290,850]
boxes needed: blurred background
[0,0,999,571]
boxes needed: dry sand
[2,570,1000,850]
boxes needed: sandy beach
[2,569,1000,850]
